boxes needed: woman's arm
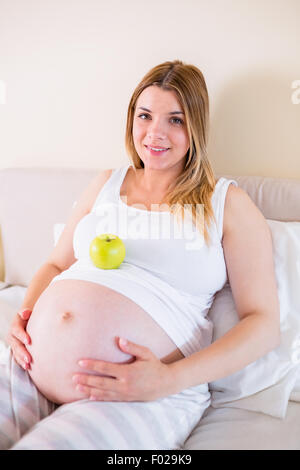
[169,185,281,390]
[74,185,281,400]
[19,262,62,312]
[170,310,279,391]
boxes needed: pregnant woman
[1,60,280,450]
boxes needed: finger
[73,373,121,391]
[118,337,152,360]
[75,384,120,402]
[18,309,32,321]
[11,323,31,346]
[88,388,121,401]
[11,337,32,368]
[12,349,31,370]
[17,347,32,369]
[78,359,123,378]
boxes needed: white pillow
[208,220,300,419]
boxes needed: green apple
[89,233,126,269]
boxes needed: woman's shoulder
[94,168,115,190]
[223,183,260,236]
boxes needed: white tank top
[50,163,238,357]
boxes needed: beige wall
[0,0,299,178]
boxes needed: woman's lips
[145,145,170,156]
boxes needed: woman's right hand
[6,309,32,370]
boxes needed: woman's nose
[147,118,167,139]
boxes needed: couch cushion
[217,174,300,222]
[184,402,300,450]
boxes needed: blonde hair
[125,60,217,246]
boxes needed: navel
[62,311,73,321]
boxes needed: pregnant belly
[26,279,184,404]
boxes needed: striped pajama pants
[0,346,210,450]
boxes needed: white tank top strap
[112,163,133,203]
[90,164,130,213]
[211,177,238,242]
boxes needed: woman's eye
[171,117,184,125]
[138,114,183,125]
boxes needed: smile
[145,145,170,155]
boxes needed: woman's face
[132,85,190,172]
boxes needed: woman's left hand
[73,338,177,402]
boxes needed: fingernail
[120,338,127,346]
[78,360,88,367]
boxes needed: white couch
[0,167,300,450]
